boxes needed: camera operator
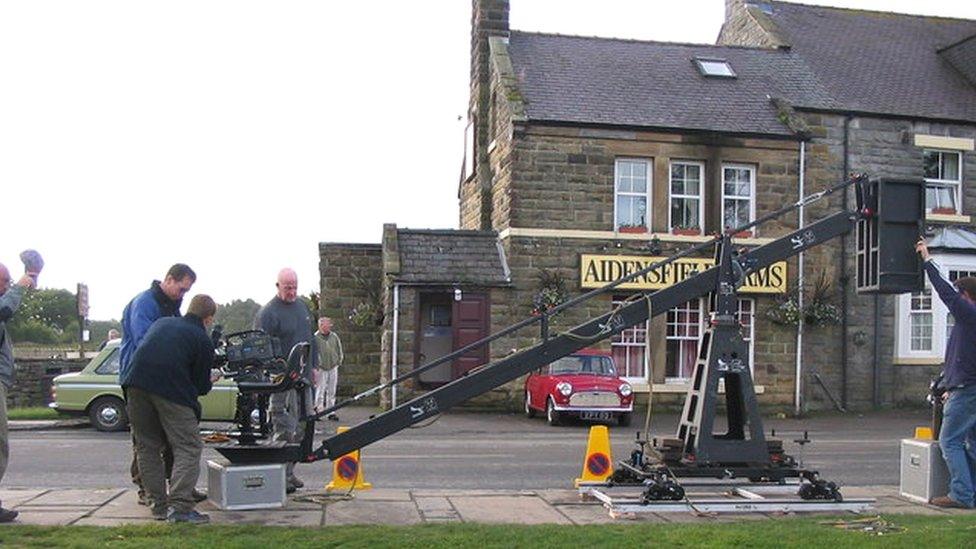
[253,268,317,493]
[121,294,220,524]
[917,238,976,509]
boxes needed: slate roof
[760,1,976,122]
[507,31,834,137]
[395,229,511,286]
[504,4,976,133]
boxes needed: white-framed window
[909,289,933,352]
[615,158,652,231]
[665,299,755,382]
[722,164,756,234]
[669,161,704,234]
[610,295,649,381]
[666,299,703,381]
[896,255,976,359]
[923,149,962,214]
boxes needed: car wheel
[524,392,536,418]
[89,396,128,432]
[546,398,562,426]
[618,412,632,427]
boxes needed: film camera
[214,328,284,374]
[211,328,309,445]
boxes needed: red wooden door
[452,293,489,378]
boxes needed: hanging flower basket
[531,269,569,316]
[765,270,841,327]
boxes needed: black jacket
[120,314,214,419]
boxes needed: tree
[6,288,78,344]
[89,320,122,345]
[214,299,261,334]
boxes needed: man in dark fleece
[917,238,976,509]
[119,264,199,505]
[121,294,219,524]
[253,267,318,493]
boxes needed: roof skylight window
[694,58,736,78]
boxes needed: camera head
[213,329,283,373]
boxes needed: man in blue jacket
[917,238,976,509]
[121,294,219,524]
[119,264,196,504]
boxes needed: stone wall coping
[319,242,382,252]
[13,349,98,360]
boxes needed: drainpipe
[873,293,881,408]
[841,115,852,409]
[795,141,805,416]
[391,283,401,409]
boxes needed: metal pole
[391,283,400,409]
[795,141,805,416]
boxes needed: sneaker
[0,507,19,523]
[327,413,339,421]
[289,476,304,489]
[167,509,210,524]
[931,496,969,509]
[137,491,150,506]
[151,504,168,521]
[192,489,208,502]
[286,484,297,494]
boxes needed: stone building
[320,0,976,413]
[719,0,976,409]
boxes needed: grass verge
[6,407,60,420]
[0,514,974,548]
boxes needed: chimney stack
[470,0,510,230]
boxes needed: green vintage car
[49,340,238,431]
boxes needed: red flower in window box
[671,226,701,236]
[730,230,753,238]
[931,207,957,215]
[618,224,648,234]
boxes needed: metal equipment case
[207,460,286,510]
[899,439,948,503]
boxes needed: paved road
[5,408,929,491]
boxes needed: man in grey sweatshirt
[0,262,38,523]
[253,268,318,492]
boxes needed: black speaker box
[855,178,925,294]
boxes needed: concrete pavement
[0,485,970,527]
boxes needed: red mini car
[523,349,634,426]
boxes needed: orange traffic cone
[574,425,613,487]
[326,426,373,491]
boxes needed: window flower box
[930,207,957,215]
[671,226,701,236]
[617,225,648,234]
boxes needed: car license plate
[581,411,612,421]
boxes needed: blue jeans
[940,384,976,507]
